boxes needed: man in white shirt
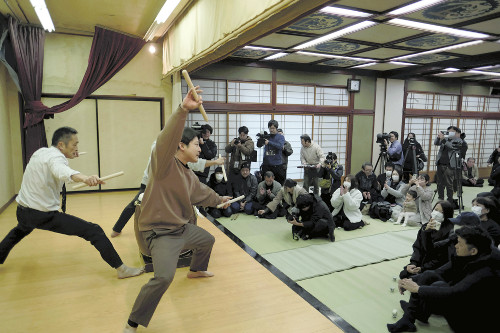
[300,134,325,195]
[0,127,143,279]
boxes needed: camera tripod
[453,150,464,213]
[374,145,389,175]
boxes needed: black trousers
[0,206,123,267]
[261,164,285,185]
[292,218,330,239]
[113,184,146,233]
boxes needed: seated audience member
[206,167,232,218]
[394,190,418,227]
[355,162,381,208]
[471,196,500,247]
[229,162,258,215]
[461,157,484,187]
[377,162,395,189]
[399,174,433,226]
[487,145,500,186]
[331,174,366,231]
[288,193,334,242]
[399,200,454,279]
[254,171,282,219]
[388,225,500,333]
[320,153,344,211]
[258,178,308,218]
[381,168,406,206]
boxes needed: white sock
[123,323,137,333]
[117,264,144,279]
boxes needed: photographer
[385,131,404,167]
[462,157,484,187]
[434,126,463,204]
[487,144,500,186]
[320,152,343,211]
[259,120,286,185]
[225,126,255,180]
[402,133,426,182]
[288,193,334,242]
[194,124,218,184]
[300,134,325,195]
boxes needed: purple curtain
[8,18,146,161]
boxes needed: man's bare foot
[110,231,121,238]
[187,270,214,278]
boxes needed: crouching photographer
[320,152,343,211]
[287,193,335,242]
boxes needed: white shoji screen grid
[316,87,349,107]
[403,117,433,173]
[479,119,500,166]
[181,79,226,102]
[227,81,271,104]
[276,84,314,105]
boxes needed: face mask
[392,175,399,182]
[215,174,224,181]
[471,206,483,216]
[386,171,392,177]
[448,131,455,137]
[431,210,444,223]
[343,182,351,189]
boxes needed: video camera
[256,131,271,148]
[376,133,390,144]
[325,152,335,165]
[408,137,416,145]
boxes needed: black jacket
[195,139,217,179]
[208,174,231,197]
[299,194,334,232]
[416,248,500,332]
[402,139,426,171]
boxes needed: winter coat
[266,185,308,213]
[331,187,363,223]
[255,180,282,205]
[224,136,255,172]
[381,180,406,206]
[400,183,433,223]
[229,173,258,203]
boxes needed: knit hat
[449,212,480,226]
[284,178,297,188]
[240,162,250,170]
[215,167,222,173]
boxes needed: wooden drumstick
[219,154,227,182]
[217,195,245,209]
[72,171,125,189]
[181,69,209,122]
[77,152,87,156]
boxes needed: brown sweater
[138,106,222,231]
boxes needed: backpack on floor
[369,202,393,222]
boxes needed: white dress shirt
[16,146,79,212]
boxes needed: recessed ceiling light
[444,68,460,71]
[263,52,288,61]
[149,45,157,54]
[467,70,500,77]
[350,62,378,68]
[472,64,500,70]
[320,6,372,18]
[387,18,490,39]
[30,0,55,32]
[391,40,483,61]
[293,21,377,50]
[387,0,447,16]
[244,46,281,52]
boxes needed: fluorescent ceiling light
[155,0,182,23]
[388,0,447,16]
[244,46,281,52]
[350,62,377,68]
[297,51,375,62]
[293,21,377,50]
[467,70,500,77]
[263,52,288,61]
[388,18,490,39]
[391,40,483,61]
[30,0,55,32]
[320,6,372,18]
[388,61,417,66]
[473,64,500,70]
[444,67,460,71]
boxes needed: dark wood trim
[41,93,164,103]
[0,195,17,215]
[346,114,353,175]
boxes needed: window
[406,93,434,110]
[480,119,500,167]
[403,117,432,172]
[314,115,348,170]
[459,118,482,164]
[276,84,314,105]
[462,96,485,112]
[316,87,349,107]
[485,97,500,113]
[181,79,226,102]
[228,81,271,103]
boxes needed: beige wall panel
[97,100,161,190]
[42,98,99,192]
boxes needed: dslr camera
[286,212,300,222]
[325,152,335,165]
[191,122,203,136]
[256,131,271,148]
[376,133,390,144]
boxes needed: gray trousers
[303,168,320,194]
[436,164,455,201]
[129,223,215,327]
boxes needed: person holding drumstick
[123,86,231,332]
[0,126,144,279]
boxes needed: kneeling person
[207,167,233,218]
[254,171,282,219]
[288,194,335,242]
[258,178,308,219]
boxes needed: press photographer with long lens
[225,126,255,181]
[402,133,426,183]
[374,133,390,174]
[258,120,286,185]
[434,126,463,208]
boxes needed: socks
[117,264,144,279]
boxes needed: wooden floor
[0,191,341,333]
